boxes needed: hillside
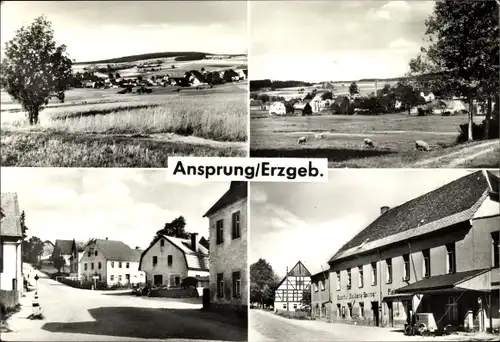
[76,52,246,65]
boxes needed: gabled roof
[0,193,22,237]
[276,261,312,288]
[87,239,140,262]
[139,234,209,271]
[329,171,497,263]
[55,239,73,255]
[203,182,247,217]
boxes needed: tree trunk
[468,97,474,142]
[28,109,39,125]
[484,96,492,140]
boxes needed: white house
[204,182,248,309]
[69,239,87,280]
[420,91,436,103]
[269,102,286,115]
[310,94,331,113]
[0,193,23,296]
[274,261,312,312]
[139,233,209,288]
[79,238,144,287]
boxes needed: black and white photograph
[249,0,499,169]
[0,168,248,341]
[249,169,500,341]
[0,1,248,168]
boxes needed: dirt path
[282,131,458,137]
[414,140,499,167]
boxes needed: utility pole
[286,266,289,312]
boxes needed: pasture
[1,81,248,167]
[249,113,497,168]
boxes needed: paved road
[3,265,246,341]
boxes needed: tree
[201,67,205,72]
[409,0,499,141]
[321,91,333,100]
[1,16,73,125]
[349,82,359,96]
[115,72,121,79]
[23,236,44,265]
[301,288,311,309]
[52,255,65,273]
[156,216,189,239]
[108,72,114,79]
[20,210,28,238]
[250,258,280,307]
[381,84,392,96]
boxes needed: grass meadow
[250,112,498,168]
[1,83,248,167]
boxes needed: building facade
[274,261,311,312]
[327,171,499,332]
[52,239,73,272]
[0,193,23,296]
[79,238,144,287]
[69,239,87,279]
[269,102,286,115]
[311,267,331,320]
[204,181,248,310]
[139,233,209,288]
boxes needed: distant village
[250,80,494,117]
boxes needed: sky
[250,0,436,82]
[250,169,478,278]
[0,1,247,62]
[1,168,230,250]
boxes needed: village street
[249,310,499,342]
[2,264,246,342]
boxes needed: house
[327,171,499,331]
[188,70,207,86]
[250,100,263,111]
[79,238,145,287]
[269,102,286,115]
[274,261,311,312]
[204,181,248,311]
[52,239,73,272]
[311,265,331,320]
[420,91,436,103]
[40,240,54,261]
[0,193,23,296]
[310,94,328,113]
[69,239,88,279]
[293,102,313,116]
[235,69,247,80]
[139,233,209,288]
[222,69,239,83]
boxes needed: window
[403,254,410,281]
[84,263,88,271]
[118,262,122,268]
[423,249,431,278]
[371,262,377,286]
[152,256,158,267]
[337,304,341,317]
[88,251,91,257]
[167,255,173,266]
[232,211,241,239]
[110,275,114,281]
[336,272,341,291]
[347,303,353,317]
[126,262,129,269]
[493,232,499,268]
[91,262,94,270]
[98,262,102,270]
[111,261,114,268]
[346,269,352,290]
[232,271,241,298]
[385,259,392,284]
[160,239,165,247]
[359,302,365,318]
[217,273,224,297]
[320,280,325,291]
[446,243,456,274]
[293,304,298,309]
[118,275,122,282]
[358,266,364,288]
[313,283,318,292]
[95,251,98,256]
[216,219,224,244]
[283,304,287,309]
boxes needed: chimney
[191,233,198,252]
[381,206,390,215]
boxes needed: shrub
[456,118,499,143]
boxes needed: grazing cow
[415,140,431,151]
[297,137,306,145]
[364,138,374,148]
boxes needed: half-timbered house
[274,261,312,312]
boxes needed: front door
[125,274,130,284]
[371,301,379,326]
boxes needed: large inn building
[325,171,499,331]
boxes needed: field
[250,112,499,168]
[1,78,248,167]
